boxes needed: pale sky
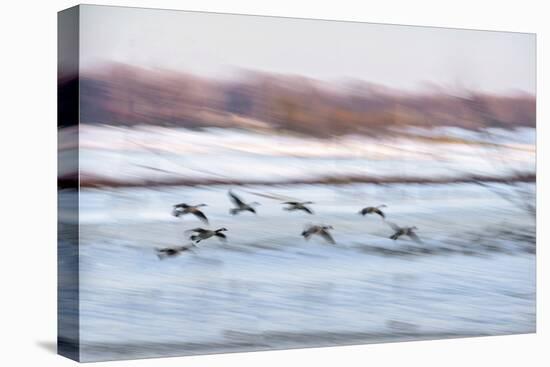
[79,5,536,94]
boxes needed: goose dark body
[188,227,228,243]
[172,203,209,224]
[387,222,421,243]
[359,205,386,218]
[155,245,196,259]
[283,201,314,214]
[301,224,335,244]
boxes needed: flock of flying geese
[155,190,421,259]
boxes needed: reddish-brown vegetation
[69,64,535,137]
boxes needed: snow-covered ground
[77,125,535,184]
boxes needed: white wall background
[0,0,547,366]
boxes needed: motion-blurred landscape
[58,5,536,362]
[59,64,536,360]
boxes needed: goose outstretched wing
[385,221,401,231]
[372,208,385,218]
[228,191,245,206]
[301,206,314,214]
[407,231,422,243]
[193,210,209,224]
[320,229,336,244]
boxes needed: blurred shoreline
[68,172,535,189]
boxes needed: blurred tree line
[71,63,535,137]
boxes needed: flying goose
[359,205,387,218]
[282,201,314,214]
[228,191,259,215]
[301,224,335,244]
[187,227,228,243]
[387,222,421,243]
[172,203,209,224]
[155,244,196,260]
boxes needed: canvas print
[58,5,536,362]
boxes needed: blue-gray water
[60,182,535,361]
